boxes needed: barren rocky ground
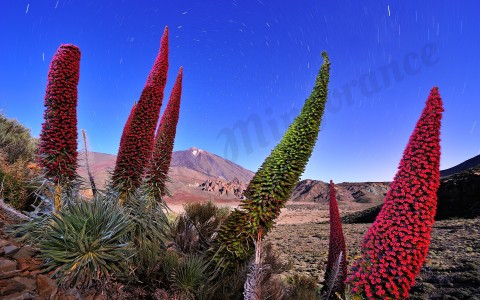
[266,214,480,299]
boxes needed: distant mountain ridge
[440,154,480,177]
[290,180,390,205]
[79,149,478,205]
[289,154,480,205]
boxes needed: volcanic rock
[36,274,58,299]
[436,166,480,219]
[440,154,480,177]
[4,245,19,257]
[12,276,36,291]
[0,258,17,273]
[198,177,248,199]
[12,246,38,260]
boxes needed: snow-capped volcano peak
[190,146,202,156]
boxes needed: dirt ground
[265,211,480,300]
[168,199,480,298]
[166,200,367,224]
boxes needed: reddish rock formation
[198,176,248,199]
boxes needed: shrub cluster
[0,113,37,163]
[0,114,40,211]
[0,152,39,211]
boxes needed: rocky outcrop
[290,180,330,202]
[342,204,383,224]
[436,167,480,219]
[338,182,390,203]
[290,180,390,204]
[198,177,247,199]
[0,226,50,299]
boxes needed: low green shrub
[0,155,40,211]
[0,113,37,164]
[161,250,180,284]
[0,114,40,211]
[171,255,210,299]
[285,274,319,300]
[172,201,228,254]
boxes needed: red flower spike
[38,44,81,183]
[118,101,137,154]
[148,67,183,198]
[113,27,169,193]
[321,180,348,299]
[347,87,444,299]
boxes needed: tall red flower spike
[118,101,137,154]
[39,44,81,184]
[321,180,347,299]
[347,87,444,299]
[148,67,183,198]
[112,27,169,194]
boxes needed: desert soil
[169,200,480,299]
[266,212,480,300]
[167,200,369,224]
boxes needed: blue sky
[1,1,479,182]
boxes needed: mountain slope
[290,154,480,204]
[170,147,253,183]
[77,147,254,201]
[440,154,480,177]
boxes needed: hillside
[77,147,254,202]
[440,154,480,177]
[170,147,254,183]
[290,179,390,205]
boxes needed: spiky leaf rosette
[40,197,132,288]
[347,87,444,299]
[147,67,183,199]
[112,27,169,194]
[213,52,330,268]
[321,180,347,300]
[38,44,81,184]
